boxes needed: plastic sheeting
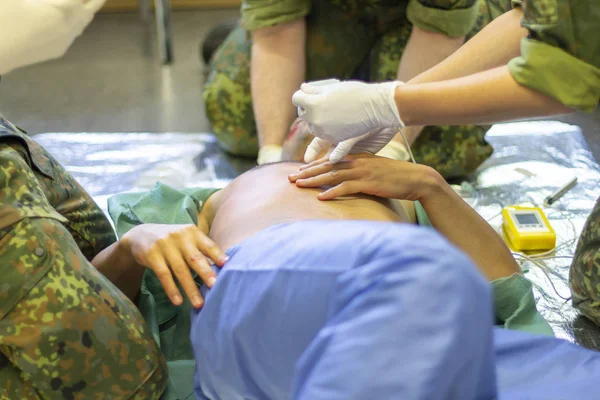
[470,121,600,349]
[35,132,254,215]
[35,120,600,349]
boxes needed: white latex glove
[257,145,283,165]
[304,127,398,163]
[0,0,105,75]
[293,78,404,146]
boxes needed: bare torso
[205,162,415,251]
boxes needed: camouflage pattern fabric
[203,0,513,179]
[570,198,600,326]
[0,121,168,399]
[508,0,600,113]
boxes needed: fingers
[187,229,227,290]
[293,79,340,118]
[299,83,323,95]
[181,242,216,289]
[318,182,361,200]
[295,167,357,189]
[300,79,339,93]
[289,161,353,183]
[304,138,331,163]
[163,246,204,308]
[289,160,335,182]
[329,136,365,163]
[196,232,228,266]
[290,154,368,182]
[298,156,330,171]
[148,254,184,306]
[292,90,314,111]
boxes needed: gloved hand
[257,144,283,165]
[293,80,405,162]
[304,127,393,163]
[0,0,105,75]
[304,127,411,163]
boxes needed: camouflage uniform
[507,0,600,114]
[204,0,514,179]
[570,199,600,326]
[0,117,168,399]
[506,0,600,326]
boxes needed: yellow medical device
[502,206,556,251]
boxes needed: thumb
[299,83,325,95]
[329,136,365,163]
[304,138,331,163]
[292,89,314,110]
[300,79,340,94]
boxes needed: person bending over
[93,157,541,325]
[95,157,582,399]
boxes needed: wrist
[378,81,405,129]
[393,84,414,127]
[257,144,283,165]
[118,231,138,265]
[415,166,445,202]
[259,128,288,148]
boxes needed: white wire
[512,252,572,301]
[514,254,573,262]
[431,151,581,302]
[397,127,579,303]
[397,129,416,164]
[537,256,574,261]
[516,239,576,260]
[479,200,505,224]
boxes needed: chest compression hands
[0,0,105,75]
[305,127,410,163]
[292,80,405,162]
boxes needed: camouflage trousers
[570,197,600,326]
[204,0,513,179]
[0,119,168,399]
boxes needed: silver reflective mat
[35,121,600,349]
[36,132,255,215]
[472,121,600,349]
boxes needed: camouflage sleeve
[508,0,600,112]
[0,144,168,398]
[406,0,480,37]
[241,0,311,31]
[570,198,600,326]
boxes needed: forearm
[395,26,465,144]
[409,8,526,85]
[397,26,465,84]
[91,240,145,300]
[400,8,536,138]
[396,66,572,127]
[251,19,306,147]
[419,170,520,281]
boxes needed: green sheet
[108,184,218,400]
[108,183,552,398]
